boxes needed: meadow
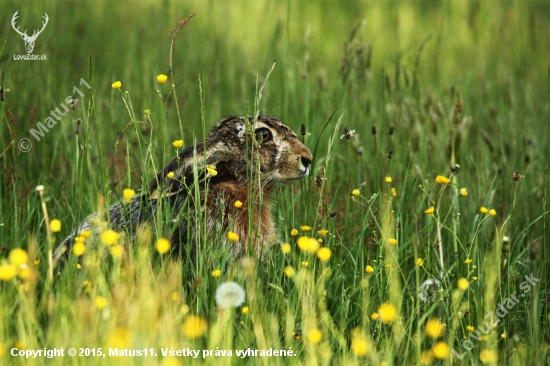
[0,0,549,365]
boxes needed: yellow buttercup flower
[472,276,478,281]
[18,265,32,280]
[464,258,472,264]
[95,296,107,309]
[385,176,392,183]
[206,165,217,177]
[301,261,309,268]
[466,325,475,333]
[480,206,489,214]
[227,231,239,242]
[80,230,92,238]
[101,230,120,245]
[420,350,434,365]
[351,189,360,197]
[241,306,249,315]
[425,206,435,215]
[110,245,124,258]
[416,258,424,267]
[433,341,450,359]
[489,209,497,217]
[155,238,171,254]
[371,312,379,320]
[50,219,62,232]
[297,236,320,253]
[280,243,291,254]
[365,265,374,274]
[388,238,397,245]
[479,349,498,364]
[291,228,298,236]
[157,74,168,84]
[211,269,221,278]
[435,175,451,184]
[172,140,184,148]
[111,81,122,89]
[317,229,328,236]
[300,225,312,232]
[350,337,368,356]
[166,172,175,179]
[377,303,397,323]
[283,266,295,278]
[391,188,396,197]
[9,248,28,266]
[0,264,17,281]
[181,315,208,339]
[458,278,470,290]
[234,200,243,209]
[123,188,135,204]
[33,259,40,266]
[425,319,446,339]
[459,188,468,197]
[316,247,332,262]
[72,242,86,256]
[306,329,322,344]
[500,333,506,339]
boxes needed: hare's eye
[254,128,272,143]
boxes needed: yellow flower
[74,236,85,243]
[473,276,478,281]
[425,206,435,215]
[433,341,450,359]
[464,258,472,264]
[80,230,92,238]
[9,248,28,266]
[211,269,221,278]
[227,231,239,242]
[107,327,133,349]
[480,206,489,214]
[420,350,434,365]
[95,296,107,309]
[385,176,392,183]
[500,333,506,339]
[371,312,379,320]
[435,175,451,184]
[350,337,368,356]
[111,81,122,89]
[479,349,498,364]
[50,219,62,232]
[155,238,171,254]
[283,266,295,278]
[416,258,424,267]
[306,329,322,344]
[317,229,328,236]
[459,188,468,197]
[157,74,168,84]
[425,319,446,339]
[123,188,135,204]
[33,259,40,266]
[301,261,309,268]
[241,306,249,315]
[300,225,312,232]
[297,236,320,253]
[72,242,86,256]
[110,245,124,258]
[166,172,175,179]
[280,243,291,254]
[182,315,208,339]
[206,165,217,176]
[466,325,475,333]
[234,200,243,209]
[172,140,184,148]
[489,209,497,217]
[384,263,391,268]
[101,230,120,245]
[76,263,82,270]
[391,188,396,197]
[458,278,470,290]
[365,265,374,274]
[351,189,360,197]
[18,266,32,280]
[316,247,332,262]
[291,228,298,236]
[377,303,397,323]
[388,238,397,245]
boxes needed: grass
[0,0,549,365]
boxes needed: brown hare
[55,115,312,263]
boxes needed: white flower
[35,185,45,192]
[215,282,245,309]
[419,278,441,303]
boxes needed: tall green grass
[0,0,549,365]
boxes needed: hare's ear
[147,138,237,199]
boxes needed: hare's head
[150,116,312,196]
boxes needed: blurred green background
[0,0,549,236]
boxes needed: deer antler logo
[11,11,49,54]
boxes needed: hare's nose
[301,156,312,169]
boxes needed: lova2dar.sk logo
[11,10,48,60]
